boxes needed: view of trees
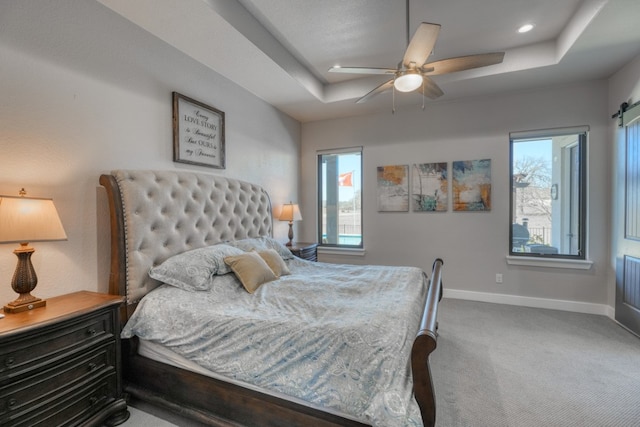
[339,189,361,211]
[513,155,552,245]
[513,155,552,219]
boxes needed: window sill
[506,255,593,270]
[318,246,366,257]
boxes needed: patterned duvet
[121,258,428,426]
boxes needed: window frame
[317,147,363,249]
[508,128,588,260]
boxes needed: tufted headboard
[100,170,272,314]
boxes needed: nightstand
[0,291,129,426]
[288,242,318,262]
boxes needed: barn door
[616,101,640,335]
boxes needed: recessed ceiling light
[518,24,534,33]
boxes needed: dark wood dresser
[0,291,129,426]
[288,242,318,262]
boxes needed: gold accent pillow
[258,249,291,277]
[224,251,277,293]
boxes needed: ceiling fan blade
[328,66,396,75]
[422,76,444,99]
[423,52,505,76]
[403,22,440,68]
[356,79,394,103]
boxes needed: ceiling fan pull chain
[392,85,396,114]
[421,80,426,110]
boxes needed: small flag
[339,172,353,187]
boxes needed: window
[509,127,587,259]
[318,148,362,247]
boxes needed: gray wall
[301,81,611,313]
[0,1,301,302]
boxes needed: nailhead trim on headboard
[112,170,273,303]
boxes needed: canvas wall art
[412,162,448,212]
[377,165,409,212]
[452,159,492,211]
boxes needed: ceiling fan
[328,1,505,104]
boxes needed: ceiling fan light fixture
[394,71,423,92]
[518,24,534,33]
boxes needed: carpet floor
[431,298,640,427]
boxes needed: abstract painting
[452,159,492,211]
[377,165,409,212]
[412,162,448,212]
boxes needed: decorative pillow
[258,249,291,277]
[149,244,244,291]
[224,251,277,293]
[226,236,294,260]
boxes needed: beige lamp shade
[278,202,302,222]
[278,202,302,247]
[0,195,67,243]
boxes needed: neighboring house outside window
[317,147,362,248]
[509,127,587,259]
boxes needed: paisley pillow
[149,244,244,291]
[226,236,294,260]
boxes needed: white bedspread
[121,258,427,426]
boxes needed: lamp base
[4,294,46,313]
[286,221,294,247]
[4,244,47,313]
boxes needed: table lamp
[278,202,302,247]
[0,189,67,313]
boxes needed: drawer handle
[88,362,97,371]
[5,358,14,367]
[8,398,17,408]
[89,395,105,406]
[86,328,97,336]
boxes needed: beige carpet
[431,298,640,427]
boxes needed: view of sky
[320,152,361,201]
[338,153,361,199]
[513,139,552,164]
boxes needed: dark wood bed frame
[100,171,443,427]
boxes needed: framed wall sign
[172,92,225,169]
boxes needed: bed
[100,169,443,427]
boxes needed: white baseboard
[444,288,615,318]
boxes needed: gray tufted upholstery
[112,170,273,303]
